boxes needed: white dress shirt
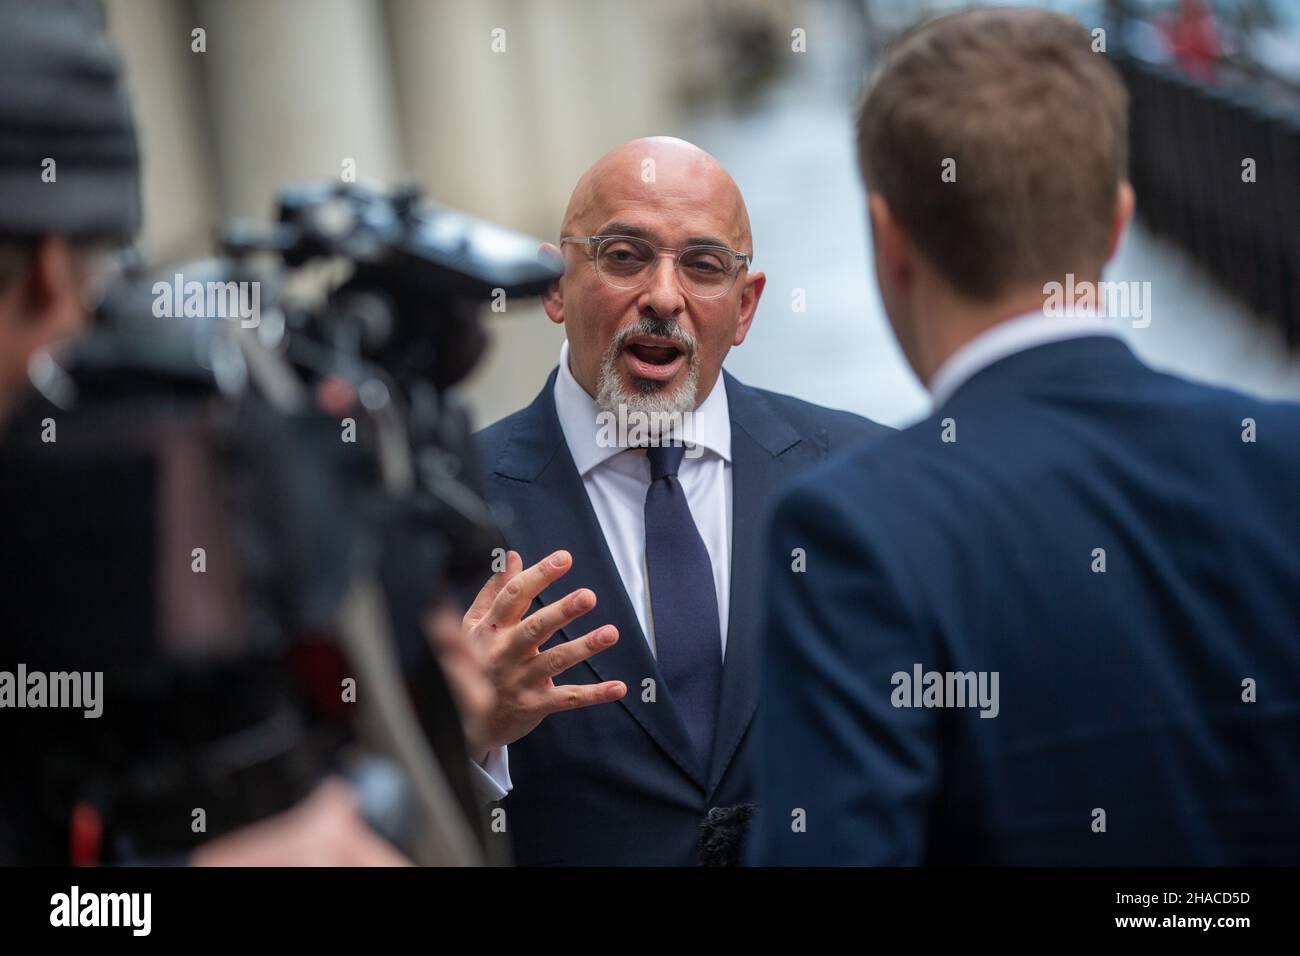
[928,311,1121,409]
[471,340,734,801]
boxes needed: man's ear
[733,269,765,347]
[0,238,90,415]
[22,238,86,341]
[539,242,565,326]
[868,192,910,291]
[1106,181,1135,263]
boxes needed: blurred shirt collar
[554,339,731,476]
[928,311,1122,409]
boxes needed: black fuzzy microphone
[698,803,756,867]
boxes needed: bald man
[461,138,889,866]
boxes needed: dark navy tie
[643,443,723,775]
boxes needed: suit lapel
[706,372,802,797]
[486,370,707,790]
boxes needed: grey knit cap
[0,0,141,239]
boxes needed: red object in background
[315,375,357,418]
[69,801,103,866]
[290,635,355,718]
[1166,0,1222,83]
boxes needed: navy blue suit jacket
[473,367,887,865]
[751,336,1300,865]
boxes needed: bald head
[561,137,752,256]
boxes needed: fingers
[305,779,413,867]
[343,824,416,867]
[428,606,496,724]
[488,549,574,626]
[191,777,414,867]
[529,624,620,681]
[508,586,597,654]
[545,678,627,713]
[464,550,524,628]
[303,776,360,817]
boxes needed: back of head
[856,7,1128,300]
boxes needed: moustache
[610,317,697,356]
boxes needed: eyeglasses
[560,235,750,300]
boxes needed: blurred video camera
[0,182,561,865]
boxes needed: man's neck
[913,285,1074,387]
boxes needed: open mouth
[622,336,687,381]
[626,343,680,365]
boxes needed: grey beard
[594,319,699,428]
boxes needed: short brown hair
[856,7,1128,300]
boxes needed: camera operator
[0,0,491,867]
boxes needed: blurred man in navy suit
[465,137,887,865]
[751,7,1300,865]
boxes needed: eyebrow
[595,221,736,251]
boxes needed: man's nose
[638,253,686,316]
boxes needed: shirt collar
[553,339,732,476]
[928,311,1122,410]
